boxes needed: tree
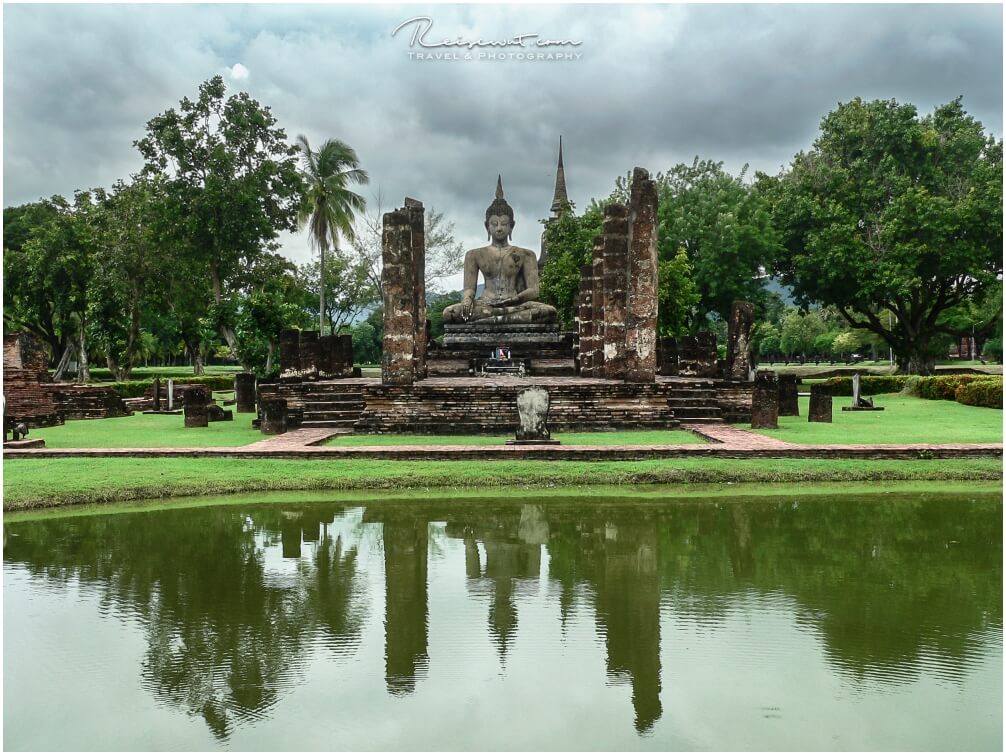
[538,203,604,329]
[349,195,465,298]
[135,76,303,359]
[780,308,826,358]
[657,248,701,336]
[295,135,369,335]
[767,97,1003,374]
[296,250,376,334]
[647,159,779,326]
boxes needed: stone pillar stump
[778,373,800,416]
[234,372,256,413]
[808,384,833,423]
[601,204,629,380]
[750,370,779,429]
[183,386,209,428]
[624,167,659,383]
[260,398,288,435]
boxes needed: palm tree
[296,135,369,335]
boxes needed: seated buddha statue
[442,177,557,326]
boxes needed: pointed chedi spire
[550,136,569,216]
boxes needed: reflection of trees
[4,504,364,741]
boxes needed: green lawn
[746,394,1003,445]
[325,430,707,446]
[26,411,262,448]
[3,456,1001,510]
[76,365,243,381]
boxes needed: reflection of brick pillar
[625,168,658,383]
[587,235,605,378]
[405,198,427,380]
[183,386,208,428]
[602,204,629,380]
[576,264,594,375]
[234,372,256,413]
[727,301,755,381]
[383,518,429,695]
[382,210,416,386]
[751,370,779,429]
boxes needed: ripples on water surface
[3,490,1002,750]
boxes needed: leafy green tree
[648,159,779,326]
[538,204,604,329]
[296,250,376,334]
[780,308,826,358]
[295,135,369,335]
[831,331,861,359]
[657,248,701,336]
[135,76,303,358]
[754,322,781,360]
[767,97,1003,374]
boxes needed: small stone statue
[443,177,558,326]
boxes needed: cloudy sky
[3,3,1002,289]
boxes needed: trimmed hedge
[821,375,909,396]
[107,375,236,399]
[902,374,999,401]
[955,379,1003,409]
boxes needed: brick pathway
[680,423,791,447]
[242,427,344,451]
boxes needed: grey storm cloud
[4,3,1002,278]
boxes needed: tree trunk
[52,342,75,382]
[209,257,241,355]
[265,340,274,375]
[77,316,90,383]
[319,243,327,336]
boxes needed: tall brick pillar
[601,204,629,380]
[587,234,605,378]
[727,300,755,381]
[576,264,594,376]
[405,198,427,380]
[382,210,416,386]
[624,167,659,383]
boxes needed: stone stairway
[286,382,367,429]
[666,380,723,424]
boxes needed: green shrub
[107,375,236,399]
[913,374,992,401]
[955,378,1003,409]
[822,375,908,396]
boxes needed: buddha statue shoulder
[442,177,557,326]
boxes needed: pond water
[4,490,1002,751]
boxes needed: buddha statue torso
[442,177,557,327]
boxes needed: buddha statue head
[485,175,515,242]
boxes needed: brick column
[624,167,659,383]
[279,329,300,378]
[576,264,594,376]
[750,370,779,429]
[726,300,755,381]
[183,386,208,428]
[601,204,629,380]
[234,372,256,413]
[382,210,416,386]
[337,334,354,377]
[587,234,605,378]
[299,330,320,380]
[405,198,427,380]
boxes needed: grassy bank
[3,456,1001,511]
[745,394,1003,445]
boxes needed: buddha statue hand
[461,294,475,321]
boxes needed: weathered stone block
[406,198,427,380]
[183,387,209,428]
[778,373,800,416]
[299,330,320,379]
[589,234,605,378]
[809,384,833,423]
[602,204,629,380]
[512,387,555,443]
[234,372,256,413]
[260,397,288,435]
[279,329,300,377]
[656,337,679,376]
[750,370,779,429]
[382,210,416,386]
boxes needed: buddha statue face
[486,214,513,244]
